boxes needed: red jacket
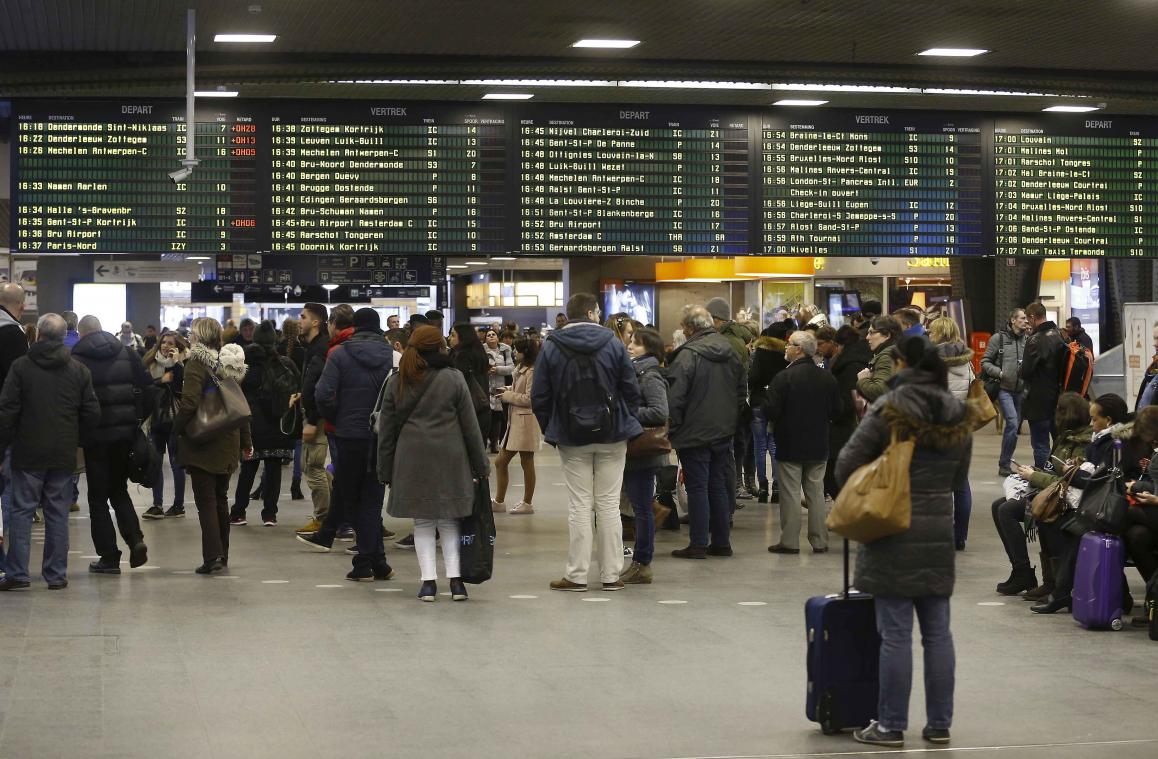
[322,327,354,434]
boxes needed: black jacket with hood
[766,356,842,462]
[665,328,745,450]
[241,344,299,453]
[299,331,329,427]
[828,337,874,452]
[748,335,789,411]
[836,369,974,598]
[0,340,101,471]
[71,330,151,445]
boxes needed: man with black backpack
[532,293,642,592]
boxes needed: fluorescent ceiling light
[195,90,239,98]
[1043,105,1101,113]
[321,283,339,291]
[772,83,920,93]
[774,99,828,106]
[620,80,771,90]
[186,256,211,261]
[464,261,488,266]
[918,48,989,57]
[447,265,469,269]
[330,79,459,85]
[492,256,517,261]
[214,33,277,43]
[482,93,534,100]
[924,87,1067,97]
[573,39,640,49]
[463,79,614,87]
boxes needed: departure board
[268,102,506,255]
[994,117,1158,256]
[762,112,984,256]
[12,100,259,254]
[519,107,750,255]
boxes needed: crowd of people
[0,279,1154,749]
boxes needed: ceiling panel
[1,1,1157,112]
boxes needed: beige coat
[500,365,542,452]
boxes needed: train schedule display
[762,112,984,257]
[518,107,750,255]
[268,102,506,255]
[994,117,1158,257]
[12,100,260,255]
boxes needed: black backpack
[549,335,616,445]
[261,354,300,420]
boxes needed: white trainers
[491,499,506,514]
[508,501,535,515]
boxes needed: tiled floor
[2,428,1157,759]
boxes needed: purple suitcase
[1071,531,1126,631]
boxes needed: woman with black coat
[449,323,492,438]
[229,321,300,527]
[749,322,792,502]
[835,336,974,748]
[825,325,873,497]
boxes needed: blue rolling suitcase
[805,540,880,734]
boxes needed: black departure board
[12,100,259,254]
[762,112,984,256]
[519,107,750,255]
[994,117,1158,256]
[268,103,506,255]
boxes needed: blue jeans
[953,481,972,548]
[623,468,657,565]
[750,408,777,487]
[7,468,73,585]
[292,440,302,482]
[1028,419,1052,469]
[151,427,185,508]
[875,596,955,733]
[678,438,733,549]
[996,390,1021,470]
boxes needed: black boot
[757,477,769,504]
[1030,594,1072,614]
[1023,555,1056,601]
[996,567,1038,596]
[290,478,304,500]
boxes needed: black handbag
[1074,452,1129,535]
[150,384,177,430]
[128,424,162,488]
[459,476,496,585]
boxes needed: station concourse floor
[2,428,1157,759]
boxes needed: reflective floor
[1,428,1157,759]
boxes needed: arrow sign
[93,260,201,283]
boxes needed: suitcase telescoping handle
[842,538,851,598]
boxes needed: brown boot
[1022,553,1055,601]
[652,499,672,529]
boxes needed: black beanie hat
[254,321,277,348]
[353,308,381,333]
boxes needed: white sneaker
[491,499,506,514]
[508,501,534,515]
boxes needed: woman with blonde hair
[929,316,975,550]
[173,317,252,574]
[492,338,542,515]
[377,325,488,601]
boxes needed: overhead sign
[93,260,202,283]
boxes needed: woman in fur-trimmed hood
[173,317,251,573]
[835,335,973,744]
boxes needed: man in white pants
[532,293,643,592]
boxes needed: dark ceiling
[1,0,1157,113]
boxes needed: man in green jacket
[705,298,759,501]
[706,297,754,370]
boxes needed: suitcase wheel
[1111,618,1124,631]
[820,719,840,736]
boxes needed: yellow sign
[906,257,950,269]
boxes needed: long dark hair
[894,335,948,387]
[513,337,538,368]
